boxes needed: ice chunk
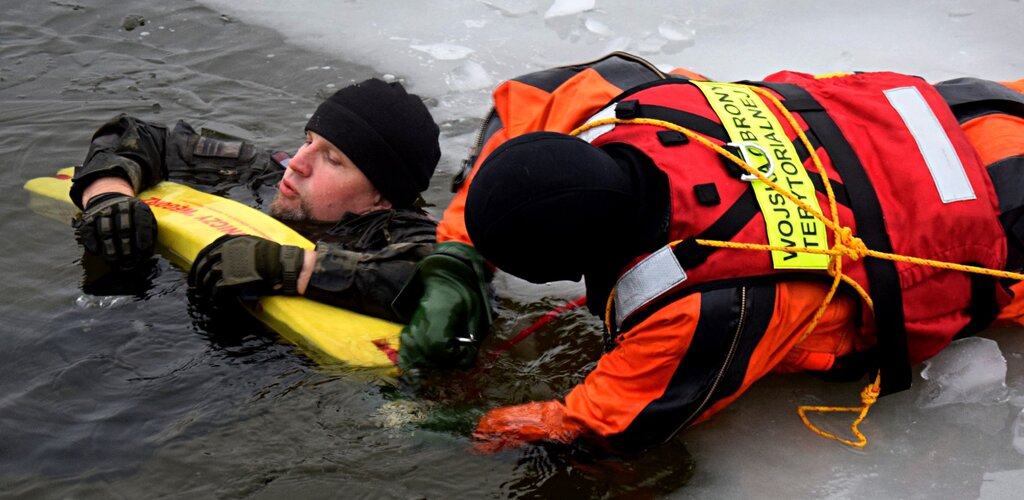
[658,20,694,42]
[636,35,667,54]
[445,60,493,91]
[1014,409,1024,455]
[480,0,538,17]
[601,36,633,54]
[410,43,475,60]
[544,0,595,19]
[74,294,133,309]
[917,337,1008,409]
[584,17,613,36]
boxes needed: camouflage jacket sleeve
[71,113,280,208]
[304,209,437,322]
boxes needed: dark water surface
[0,1,693,498]
[5,1,1024,499]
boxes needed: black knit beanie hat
[465,132,641,284]
[305,78,440,207]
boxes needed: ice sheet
[194,0,1024,130]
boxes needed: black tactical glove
[188,235,304,302]
[394,242,492,370]
[73,192,157,269]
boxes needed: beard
[269,191,311,222]
[269,192,336,241]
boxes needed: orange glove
[472,401,585,453]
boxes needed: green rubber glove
[394,242,492,370]
[188,235,304,302]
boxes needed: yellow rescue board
[24,167,401,369]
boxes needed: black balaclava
[466,131,668,312]
[305,78,440,208]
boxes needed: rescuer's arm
[473,293,703,451]
[474,285,778,452]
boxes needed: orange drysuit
[439,53,1024,451]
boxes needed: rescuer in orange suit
[393,52,1024,451]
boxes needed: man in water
[71,78,440,322]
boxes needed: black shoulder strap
[935,77,1024,123]
[756,81,912,395]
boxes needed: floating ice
[1014,408,1024,455]
[658,20,694,43]
[445,60,493,91]
[481,0,539,17]
[410,43,475,60]
[74,295,133,309]
[544,0,595,19]
[601,36,633,54]
[584,17,613,36]
[636,35,667,54]
[917,337,1008,409]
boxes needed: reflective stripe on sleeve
[614,245,688,330]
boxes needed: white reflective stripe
[884,86,976,203]
[577,103,617,143]
[613,245,688,329]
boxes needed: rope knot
[860,383,880,405]
[836,227,868,261]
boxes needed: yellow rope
[796,374,881,448]
[571,86,1024,448]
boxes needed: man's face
[271,131,390,222]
